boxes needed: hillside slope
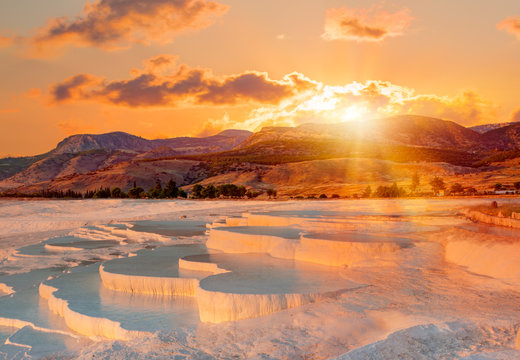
[470,122,518,134]
[53,130,252,155]
[482,122,520,150]
[4,115,520,195]
[238,115,483,151]
[0,130,251,189]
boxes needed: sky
[0,0,519,157]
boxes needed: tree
[93,187,111,199]
[430,176,446,195]
[216,184,246,198]
[390,183,401,197]
[374,183,404,198]
[149,179,163,198]
[450,183,464,194]
[410,172,420,193]
[514,182,520,190]
[319,194,328,199]
[494,183,503,191]
[191,184,204,199]
[128,186,144,199]
[163,179,179,198]
[266,188,277,199]
[465,187,477,195]
[201,184,217,199]
[236,185,247,198]
[362,186,372,198]
[111,187,122,198]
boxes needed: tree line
[357,175,480,199]
[0,179,187,200]
[86,179,188,199]
[190,183,276,199]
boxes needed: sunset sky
[1,0,519,157]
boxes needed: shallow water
[1,198,519,359]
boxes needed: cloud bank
[497,16,520,40]
[50,55,498,131]
[50,55,317,106]
[0,36,13,48]
[31,0,228,53]
[240,82,496,131]
[322,6,413,42]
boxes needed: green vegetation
[374,183,406,198]
[430,176,446,195]
[410,172,420,193]
[356,175,483,198]
[0,153,48,180]
[190,183,251,199]
[0,189,83,199]
[474,150,520,166]
[450,183,464,194]
[246,190,263,199]
[145,139,481,170]
[128,186,144,199]
[266,188,277,199]
[0,178,187,200]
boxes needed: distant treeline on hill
[0,179,187,200]
[2,175,519,200]
[0,180,276,200]
[190,183,276,199]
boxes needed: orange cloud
[31,0,229,54]
[51,74,102,102]
[196,112,234,137]
[0,36,13,48]
[512,108,520,122]
[22,88,43,99]
[50,57,318,107]
[497,16,520,40]
[399,91,497,126]
[322,6,413,42]
[243,81,497,130]
[49,56,497,129]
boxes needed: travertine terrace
[1,199,520,359]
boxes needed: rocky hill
[3,115,520,196]
[482,122,520,150]
[238,115,483,151]
[52,130,252,155]
[0,130,251,189]
[470,122,517,134]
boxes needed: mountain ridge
[238,115,483,151]
[0,129,252,186]
[2,116,519,195]
[52,129,252,155]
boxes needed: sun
[340,105,366,122]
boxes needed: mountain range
[2,115,520,197]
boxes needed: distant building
[491,184,516,195]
